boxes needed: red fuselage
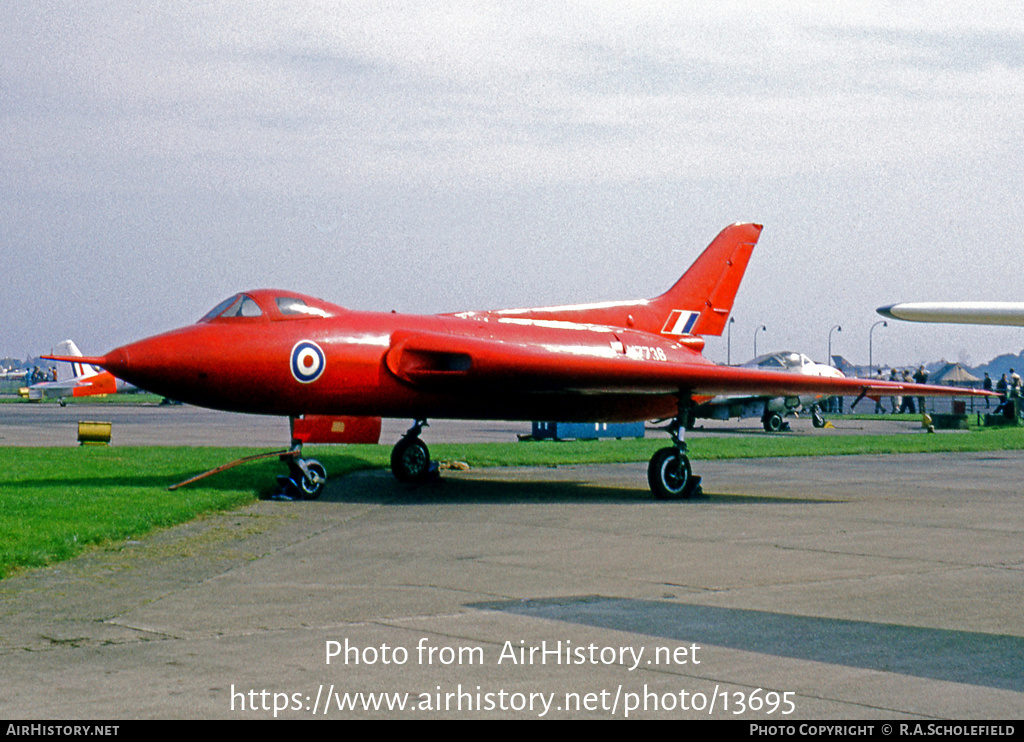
[96,289,704,424]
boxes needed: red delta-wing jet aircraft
[47,223,992,499]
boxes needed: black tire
[812,408,826,428]
[299,460,327,500]
[391,437,431,483]
[763,412,784,432]
[647,447,693,500]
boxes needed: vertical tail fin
[453,223,762,340]
[52,340,99,380]
[650,222,762,337]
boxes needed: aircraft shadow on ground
[470,596,1024,693]
[318,470,834,506]
[7,467,832,503]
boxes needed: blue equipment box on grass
[532,421,645,441]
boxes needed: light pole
[754,325,766,359]
[727,317,736,365]
[828,325,842,367]
[870,320,887,377]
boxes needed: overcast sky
[4,2,1024,369]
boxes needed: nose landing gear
[167,445,327,500]
[277,447,327,500]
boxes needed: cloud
[3,2,1024,363]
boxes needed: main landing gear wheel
[391,436,432,482]
[763,411,784,432]
[390,420,437,484]
[812,406,826,428]
[648,402,703,500]
[648,447,700,500]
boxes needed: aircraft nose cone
[98,335,185,397]
[102,347,130,375]
[876,305,898,320]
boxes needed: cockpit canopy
[742,351,815,371]
[200,294,263,321]
[199,291,342,323]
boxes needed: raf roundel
[290,340,326,384]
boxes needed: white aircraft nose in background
[878,302,1024,327]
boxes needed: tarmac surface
[1,402,1022,719]
[0,397,943,446]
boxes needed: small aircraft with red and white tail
[28,340,133,404]
[46,223,992,499]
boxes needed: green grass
[0,447,273,577]
[0,393,166,405]
[3,425,1024,577]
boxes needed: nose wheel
[277,450,327,500]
